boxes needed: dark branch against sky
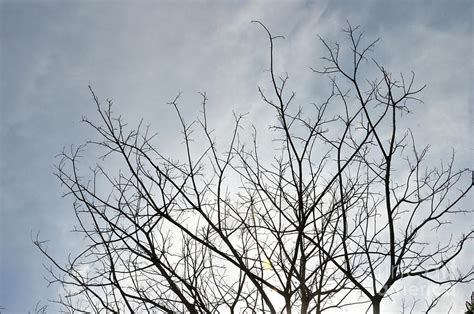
[0,0,472,312]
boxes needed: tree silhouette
[35,22,473,314]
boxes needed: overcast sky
[0,0,472,312]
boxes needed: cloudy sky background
[1,0,472,312]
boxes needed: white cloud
[1,0,472,312]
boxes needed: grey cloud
[1,1,472,312]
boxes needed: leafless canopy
[35,22,473,314]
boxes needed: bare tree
[35,22,472,314]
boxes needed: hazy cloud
[1,0,472,312]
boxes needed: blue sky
[0,0,472,312]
